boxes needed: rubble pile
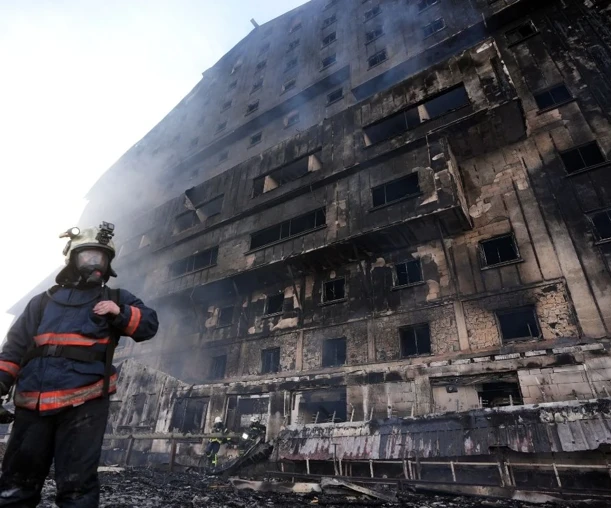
[36,468,591,507]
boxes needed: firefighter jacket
[0,286,158,413]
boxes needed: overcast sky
[0,0,309,338]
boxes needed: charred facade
[74,0,611,490]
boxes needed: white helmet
[214,416,223,424]
[250,416,260,424]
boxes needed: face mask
[75,249,109,285]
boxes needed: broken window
[285,111,300,127]
[321,54,337,69]
[395,259,423,286]
[327,88,343,105]
[249,131,263,146]
[251,79,263,93]
[246,100,259,115]
[533,84,572,110]
[292,387,347,424]
[505,20,538,46]
[261,347,281,374]
[364,5,381,21]
[265,293,284,315]
[215,121,227,134]
[219,151,229,162]
[591,209,611,242]
[322,31,337,46]
[323,278,346,303]
[368,48,387,68]
[198,194,223,221]
[365,26,383,43]
[282,78,297,93]
[253,152,321,197]
[322,338,346,367]
[423,18,445,37]
[363,84,469,145]
[371,173,420,207]
[226,395,270,431]
[250,208,326,249]
[210,355,227,380]
[496,306,540,341]
[560,142,605,174]
[400,323,431,357]
[255,60,267,71]
[418,0,438,11]
[478,382,523,407]
[174,211,199,234]
[479,234,519,267]
[169,246,218,278]
[322,14,337,29]
[170,397,208,433]
[217,306,234,327]
[285,57,298,72]
[289,21,302,33]
[221,100,232,111]
[287,39,300,51]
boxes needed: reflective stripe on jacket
[0,286,158,413]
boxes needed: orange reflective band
[124,306,141,336]
[14,374,118,412]
[34,333,110,347]
[0,360,20,377]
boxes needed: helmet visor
[75,249,109,272]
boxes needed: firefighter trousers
[0,397,109,508]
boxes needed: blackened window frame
[282,78,297,94]
[393,259,424,288]
[249,208,326,251]
[399,323,432,358]
[321,31,337,47]
[327,88,344,105]
[249,131,263,147]
[321,53,337,70]
[169,246,219,279]
[505,20,539,47]
[322,278,346,304]
[589,208,611,244]
[533,83,573,112]
[264,293,285,316]
[479,233,521,269]
[321,14,337,29]
[495,306,541,342]
[368,48,387,69]
[560,141,607,175]
[423,17,445,38]
[364,5,381,21]
[287,39,300,52]
[210,355,227,380]
[365,26,384,44]
[217,306,234,328]
[322,337,347,368]
[261,347,281,374]
[371,173,421,209]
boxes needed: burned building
[73,0,611,490]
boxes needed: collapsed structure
[62,0,611,492]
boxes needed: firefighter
[205,416,229,467]
[0,223,158,507]
[248,416,266,440]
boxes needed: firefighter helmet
[214,416,223,424]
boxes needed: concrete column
[453,300,470,351]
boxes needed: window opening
[534,84,572,110]
[250,208,326,249]
[261,347,281,374]
[505,20,538,45]
[321,54,337,69]
[246,100,259,115]
[323,278,345,302]
[255,60,267,72]
[591,209,611,241]
[365,26,383,43]
[290,22,302,33]
[324,0,338,9]
[253,151,322,197]
[322,32,337,46]
[418,0,439,11]
[322,15,337,29]
[221,100,232,111]
[175,211,199,233]
[368,48,387,68]
[285,58,298,72]
[210,355,227,380]
[364,6,381,21]
[251,79,263,93]
[322,338,346,367]
[480,234,519,267]
[327,88,343,105]
[560,142,605,174]
[169,247,218,278]
[371,173,420,207]
[170,397,208,433]
[478,382,523,407]
[217,306,234,327]
[288,39,300,51]
[395,259,423,286]
[216,121,227,134]
[423,18,445,37]
[198,194,224,221]
[265,293,284,315]
[219,151,229,162]
[285,112,300,127]
[250,132,263,146]
[400,323,431,357]
[282,78,297,93]
[496,306,540,341]
[293,387,347,424]
[228,80,237,91]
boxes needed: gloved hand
[0,382,9,398]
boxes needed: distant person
[0,223,158,507]
[248,416,266,440]
[205,416,230,467]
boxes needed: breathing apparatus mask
[75,249,110,285]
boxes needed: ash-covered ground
[36,468,601,508]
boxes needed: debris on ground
[36,468,608,507]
